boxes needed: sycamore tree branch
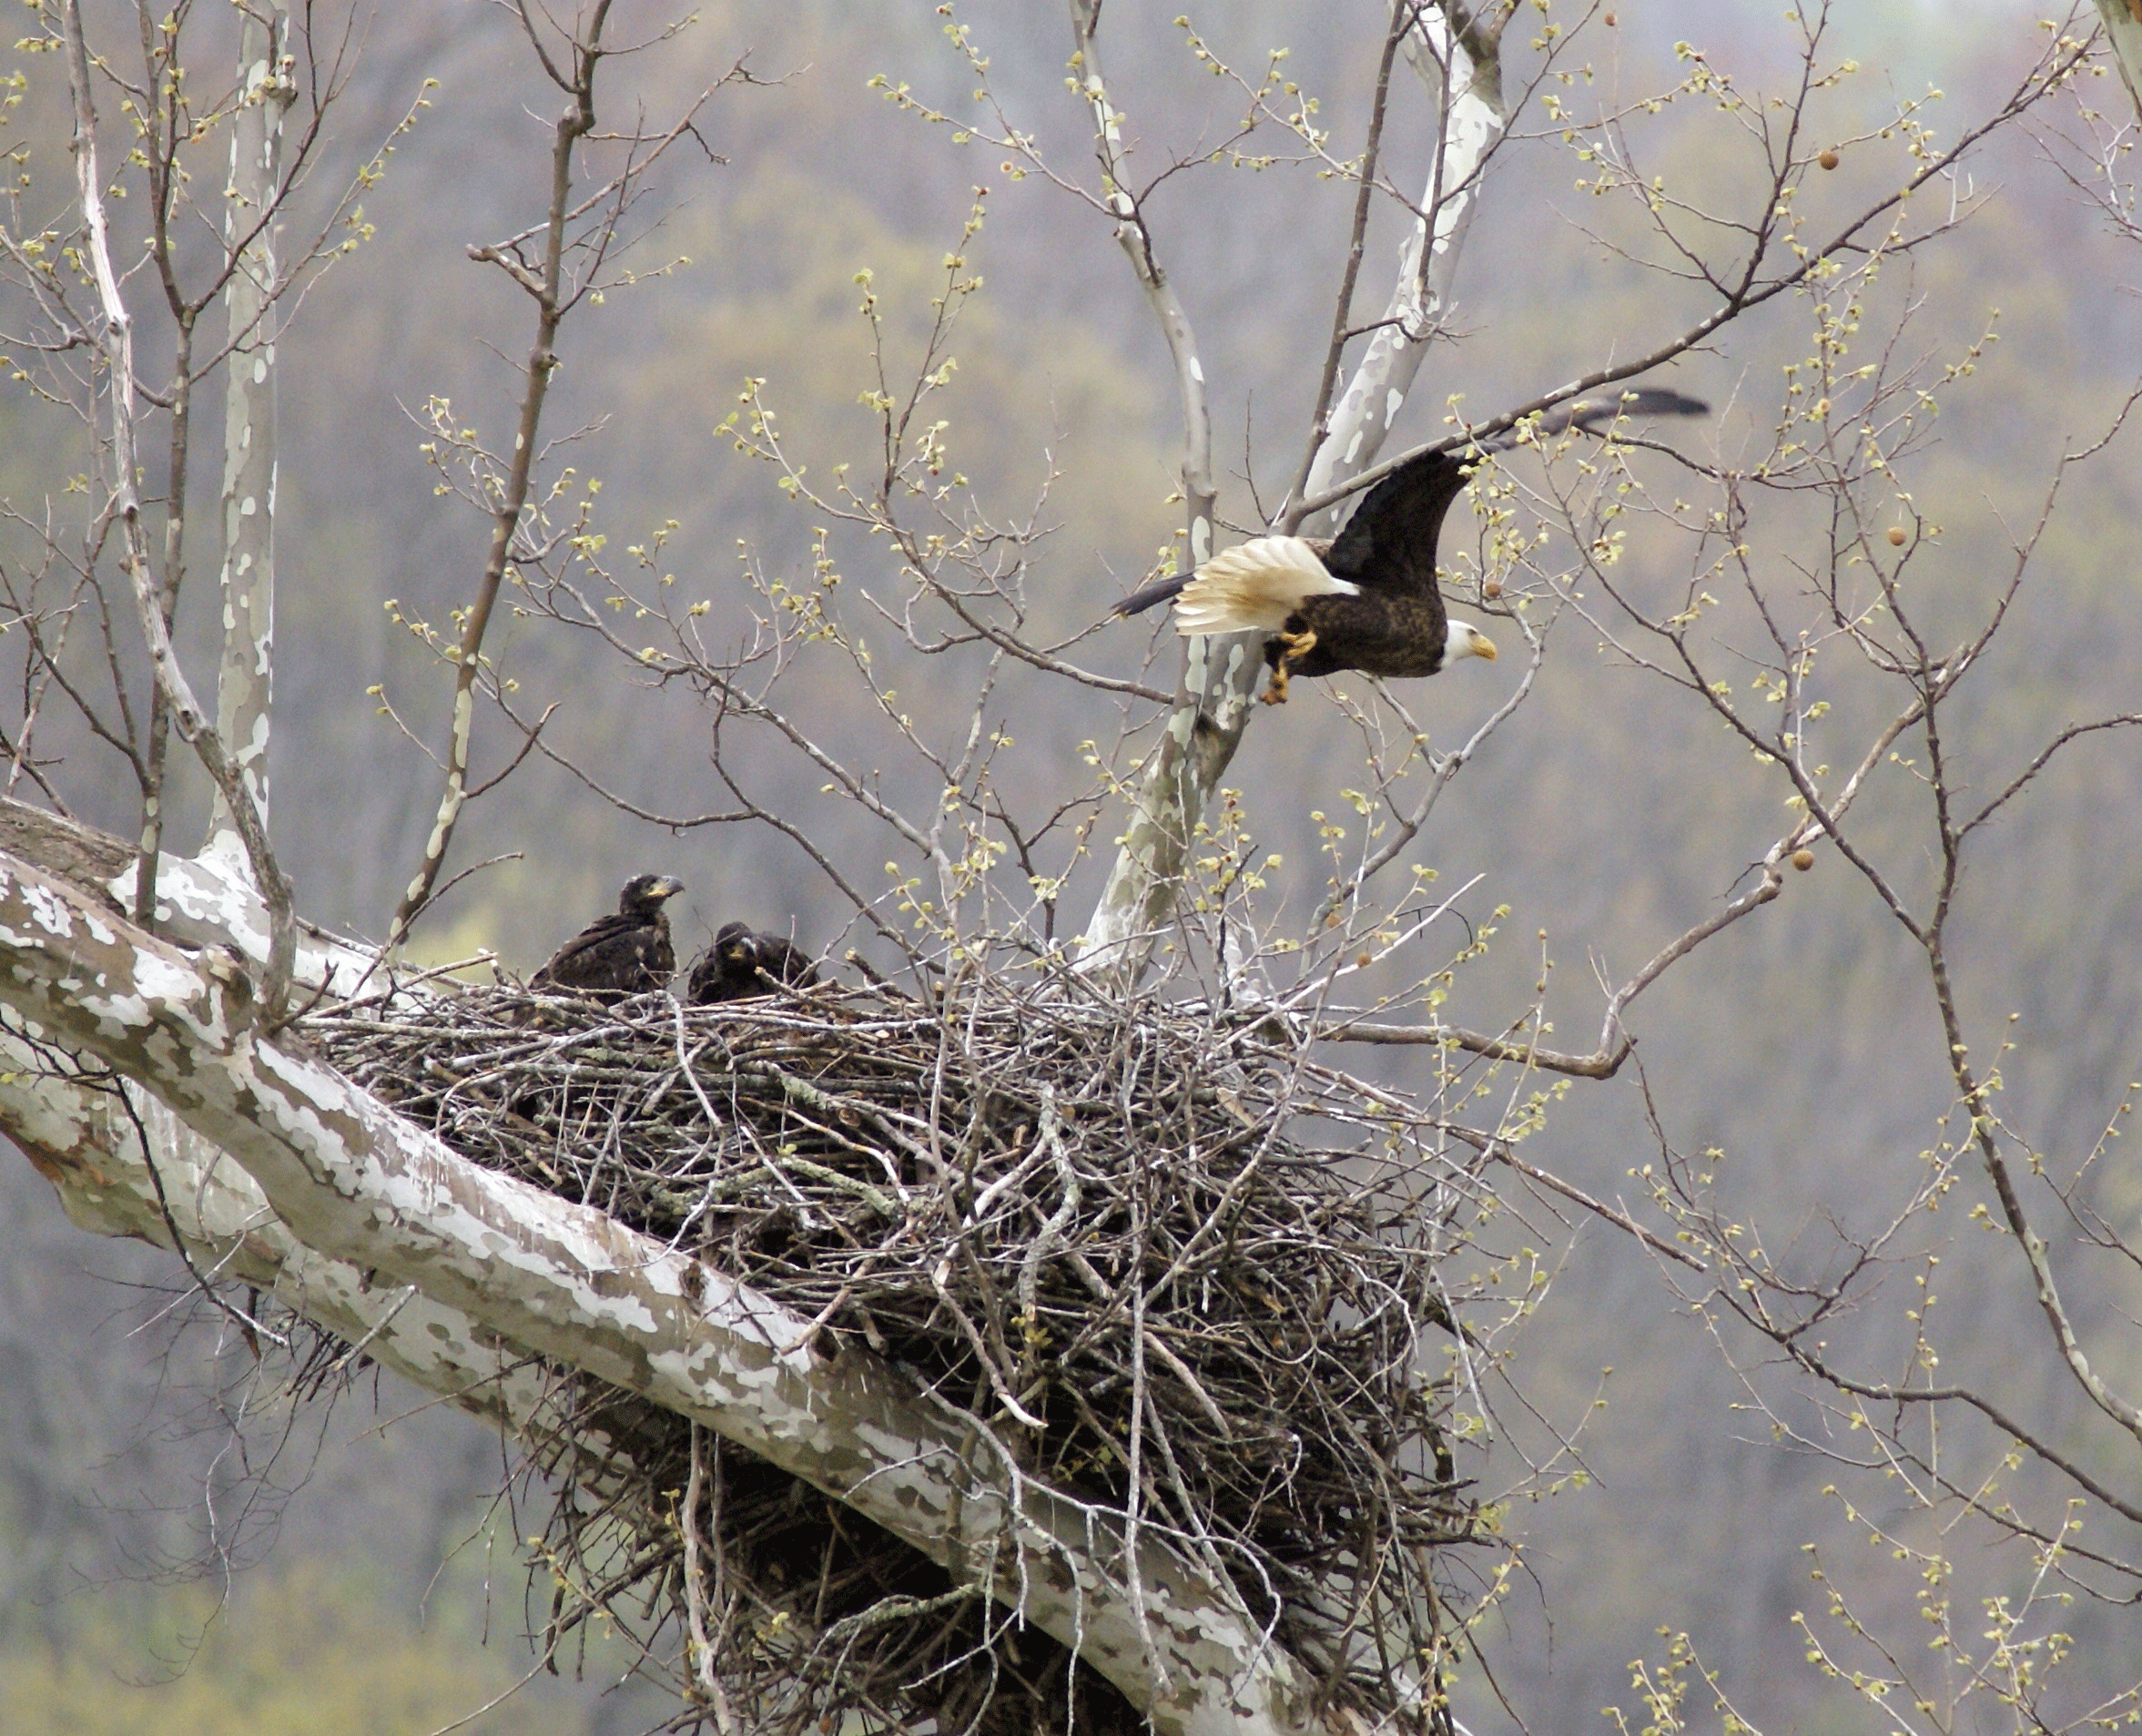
[62,0,297,1021]
[1285,1,1507,538]
[208,3,293,851]
[3,1060,579,1447]
[1293,27,2088,527]
[2096,0,2142,117]
[1080,1,1506,987]
[1068,0,1264,986]
[0,844,1314,1736]
[132,0,196,928]
[1288,2,1419,513]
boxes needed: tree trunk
[1079,2,1508,983]
[2098,0,2142,117]
[208,3,291,847]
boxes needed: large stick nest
[310,971,1496,1734]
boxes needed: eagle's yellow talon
[1262,626,1315,705]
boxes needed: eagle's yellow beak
[1472,632,1498,662]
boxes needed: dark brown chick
[688,920,820,1004]
[532,874,684,998]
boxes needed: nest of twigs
[310,970,1492,1735]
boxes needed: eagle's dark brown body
[1278,588,1452,680]
[533,873,684,997]
[689,921,820,1004]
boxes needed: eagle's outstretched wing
[1321,451,1470,603]
[1324,387,1710,603]
[1111,386,1708,625]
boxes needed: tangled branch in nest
[310,971,1507,1734]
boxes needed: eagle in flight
[533,873,684,998]
[1114,388,1708,703]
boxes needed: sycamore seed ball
[1792,848,1815,872]
[1356,951,1374,970]
[1819,148,1840,170]
[1483,578,1503,600]
[1887,525,1907,546]
[1603,8,1616,22]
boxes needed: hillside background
[3,2,2137,1731]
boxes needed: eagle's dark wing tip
[1538,389,1711,446]
[1113,573,1193,619]
[1624,386,1710,417]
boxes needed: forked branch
[62,0,297,1020]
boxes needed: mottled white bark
[0,842,1311,1736]
[1080,5,1506,984]
[210,5,291,844]
[2099,0,2142,117]
[1292,5,1506,534]
[61,1,296,1018]
[1069,0,1267,985]
[0,806,614,1460]
[4,1065,572,1446]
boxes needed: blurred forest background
[4,0,2138,1731]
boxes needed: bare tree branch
[61,0,297,1020]
[208,2,293,850]
[383,2,614,959]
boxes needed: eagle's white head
[1446,620,1497,664]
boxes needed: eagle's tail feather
[1170,536,1357,637]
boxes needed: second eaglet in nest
[689,921,819,1003]
[533,873,684,997]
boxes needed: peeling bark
[1070,0,1265,987]
[61,0,297,1019]
[0,842,1311,1736]
[1078,633,1263,987]
[1290,7,1505,536]
[1080,3,1507,985]
[2,1064,563,1442]
[2098,1,2142,118]
[210,4,291,845]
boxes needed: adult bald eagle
[1115,388,1708,703]
[688,921,820,1004]
[533,873,684,997]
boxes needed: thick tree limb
[209,4,292,847]
[2097,0,2142,117]
[0,845,1312,1736]
[1069,0,1263,986]
[3,1063,568,1443]
[1080,2,1505,984]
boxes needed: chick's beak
[655,877,685,900]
